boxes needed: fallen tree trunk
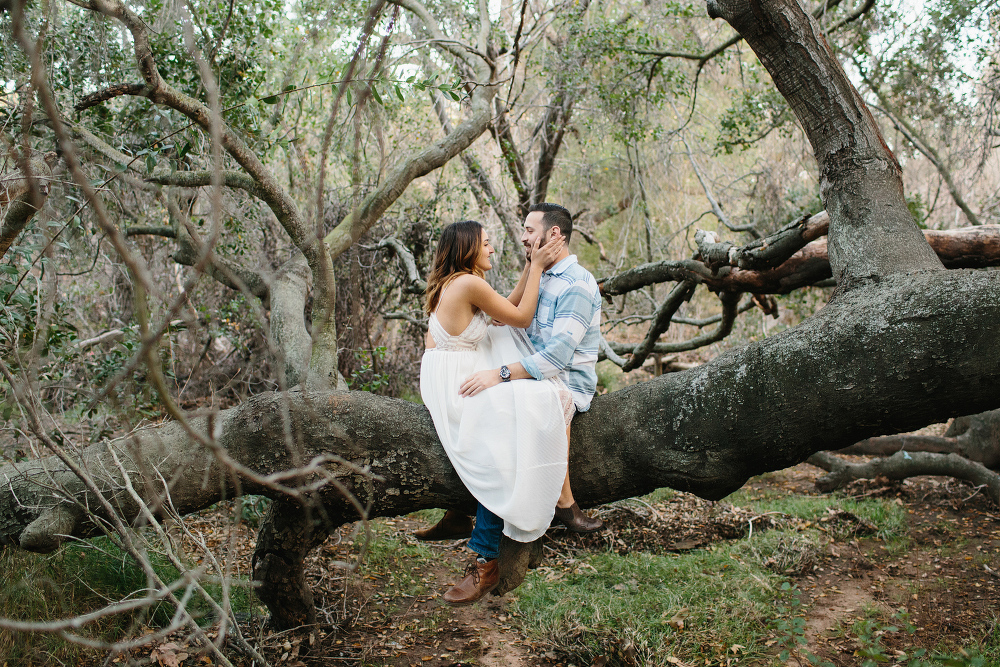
[600,225,1000,297]
[2,268,999,626]
[807,450,1000,501]
[836,408,1000,469]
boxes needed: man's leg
[413,509,474,541]
[553,423,603,532]
[443,503,502,606]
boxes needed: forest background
[0,0,999,663]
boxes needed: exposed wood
[808,451,1000,502]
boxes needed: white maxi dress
[420,309,571,542]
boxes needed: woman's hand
[531,232,563,269]
[459,369,501,397]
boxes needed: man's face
[521,211,559,258]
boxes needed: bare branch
[74,329,125,350]
[602,224,1000,297]
[374,236,426,293]
[869,101,981,226]
[431,89,523,255]
[680,133,761,238]
[73,82,148,112]
[147,170,268,200]
[324,82,501,259]
[807,450,1000,503]
[695,211,830,270]
[383,310,428,329]
[125,225,175,237]
[621,281,697,371]
[609,289,743,361]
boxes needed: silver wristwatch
[499,365,512,382]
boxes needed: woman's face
[475,230,495,273]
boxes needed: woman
[420,220,572,605]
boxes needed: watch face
[500,365,511,381]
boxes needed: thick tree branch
[73,82,148,112]
[601,225,1000,296]
[695,211,830,271]
[707,0,942,282]
[0,154,55,259]
[146,170,268,201]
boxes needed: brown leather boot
[553,502,604,533]
[443,558,499,606]
[413,510,474,541]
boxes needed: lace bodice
[428,310,490,351]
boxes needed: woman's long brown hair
[425,220,485,314]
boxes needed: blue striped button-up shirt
[519,255,602,412]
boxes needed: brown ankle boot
[443,558,499,606]
[553,502,603,533]
[413,510,474,541]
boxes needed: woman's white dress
[420,310,571,542]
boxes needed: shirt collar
[544,254,577,276]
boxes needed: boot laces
[464,561,481,585]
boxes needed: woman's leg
[553,423,603,532]
[557,423,576,508]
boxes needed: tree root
[807,451,1000,504]
[493,536,544,596]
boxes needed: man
[417,202,604,606]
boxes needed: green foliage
[0,535,253,664]
[239,495,271,528]
[346,345,390,392]
[715,84,791,155]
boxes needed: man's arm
[519,284,598,381]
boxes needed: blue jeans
[466,503,503,559]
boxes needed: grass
[350,518,439,607]
[511,488,910,665]
[0,532,254,665]
[512,545,785,664]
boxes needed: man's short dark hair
[529,203,573,243]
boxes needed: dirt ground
[141,462,1000,667]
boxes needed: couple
[419,203,604,607]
